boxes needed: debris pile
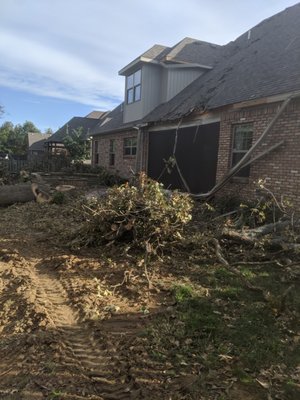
[70,173,193,252]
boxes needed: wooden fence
[0,155,70,174]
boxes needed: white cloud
[0,0,297,108]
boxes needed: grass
[146,261,300,399]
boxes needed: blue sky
[0,0,298,132]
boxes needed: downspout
[133,124,148,173]
[192,92,300,199]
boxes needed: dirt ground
[0,200,299,400]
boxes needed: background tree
[0,120,41,155]
[44,128,54,136]
[63,127,89,162]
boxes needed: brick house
[91,3,300,208]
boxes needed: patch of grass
[240,267,256,279]
[50,390,64,399]
[214,267,234,282]
[51,191,65,205]
[283,380,300,400]
[229,303,282,369]
[215,286,242,300]
[172,283,194,303]
[232,367,254,383]
[178,297,221,336]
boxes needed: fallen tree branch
[246,220,291,238]
[192,95,300,199]
[211,238,270,301]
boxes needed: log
[0,183,35,206]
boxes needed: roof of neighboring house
[146,3,300,122]
[46,117,101,143]
[28,132,51,151]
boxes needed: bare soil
[0,201,299,400]
[0,202,184,399]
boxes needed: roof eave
[119,57,161,75]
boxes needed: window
[124,137,137,156]
[126,70,141,104]
[231,124,253,177]
[109,139,115,166]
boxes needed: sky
[0,0,298,132]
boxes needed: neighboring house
[27,132,51,160]
[46,112,108,160]
[91,3,300,208]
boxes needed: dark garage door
[147,122,220,194]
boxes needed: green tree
[63,127,89,161]
[0,120,41,154]
[44,128,54,135]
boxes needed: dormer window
[126,70,141,104]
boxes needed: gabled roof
[28,132,51,151]
[141,44,171,62]
[119,37,221,75]
[46,117,101,143]
[165,37,222,67]
[145,3,300,122]
[119,45,170,75]
[94,3,300,135]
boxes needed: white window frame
[126,70,141,104]
[123,137,137,157]
[231,124,253,177]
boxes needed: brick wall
[216,98,300,209]
[92,98,300,209]
[92,130,137,178]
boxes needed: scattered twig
[0,367,13,377]
[143,248,154,290]
[33,380,51,391]
[279,284,294,312]
[112,270,132,294]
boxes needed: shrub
[73,173,193,252]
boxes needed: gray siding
[123,64,162,123]
[162,68,205,102]
[142,64,162,117]
[123,65,206,123]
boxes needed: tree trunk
[0,184,35,206]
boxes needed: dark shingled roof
[165,37,222,67]
[145,3,300,122]
[91,104,140,135]
[94,3,300,134]
[28,132,50,147]
[28,132,51,151]
[47,117,100,143]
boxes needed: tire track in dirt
[34,263,140,399]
